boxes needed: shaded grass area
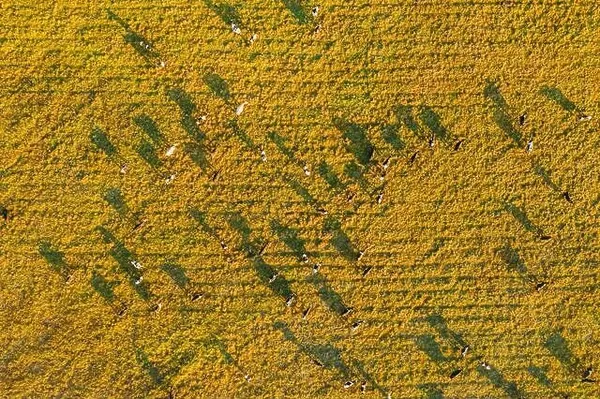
[380,123,405,150]
[270,220,307,260]
[477,363,524,399]
[189,208,218,238]
[528,365,552,387]
[96,226,150,300]
[90,126,117,157]
[503,200,543,236]
[268,131,296,161]
[285,176,317,206]
[274,322,389,397]
[202,0,242,26]
[274,321,351,378]
[415,334,447,363]
[484,81,522,147]
[419,107,453,145]
[418,384,444,399]
[38,241,71,280]
[167,87,211,170]
[91,270,116,302]
[498,243,527,275]
[136,140,162,168]
[203,72,232,103]
[135,348,163,385]
[103,188,128,215]
[133,114,164,145]
[532,162,561,193]
[307,273,350,316]
[107,9,162,65]
[332,117,374,166]
[317,161,346,191]
[395,105,424,141]
[228,212,295,301]
[280,0,311,24]
[545,331,581,373]
[540,86,577,113]
[323,217,359,261]
[426,314,468,350]
[161,263,189,289]
[228,119,256,150]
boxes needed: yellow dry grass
[1,1,600,398]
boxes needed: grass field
[1,1,600,398]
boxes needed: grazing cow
[236,102,248,116]
[526,139,533,153]
[312,263,321,274]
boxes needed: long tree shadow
[503,200,543,236]
[203,72,232,104]
[274,321,351,378]
[307,273,350,316]
[544,332,581,374]
[477,363,524,399]
[419,107,453,145]
[133,114,164,145]
[332,117,374,166]
[91,270,116,303]
[161,263,189,289]
[540,86,577,113]
[280,0,312,24]
[38,241,71,280]
[323,217,359,261]
[270,220,307,261]
[96,226,150,300]
[90,126,117,157]
[103,188,128,215]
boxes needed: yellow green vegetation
[1,0,600,398]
